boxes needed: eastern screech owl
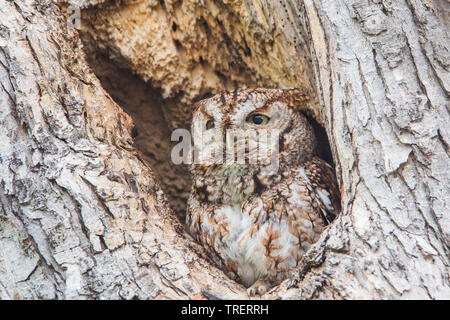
[186,88,340,295]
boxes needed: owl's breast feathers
[187,156,340,288]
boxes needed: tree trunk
[0,0,448,299]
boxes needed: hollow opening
[81,53,337,229]
[78,55,338,221]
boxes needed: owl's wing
[302,157,341,225]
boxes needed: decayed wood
[0,0,448,299]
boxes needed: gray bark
[0,0,448,300]
[288,0,450,299]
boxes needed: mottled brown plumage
[186,88,340,295]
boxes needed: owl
[186,88,340,296]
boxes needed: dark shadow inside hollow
[302,113,334,166]
[82,51,191,222]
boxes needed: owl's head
[191,88,317,174]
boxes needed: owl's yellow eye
[206,119,215,129]
[247,114,270,125]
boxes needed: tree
[0,0,448,299]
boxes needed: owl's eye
[206,119,215,129]
[247,114,270,125]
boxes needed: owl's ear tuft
[283,88,311,110]
[278,88,326,130]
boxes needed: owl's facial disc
[192,98,292,171]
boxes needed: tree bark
[0,0,448,299]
